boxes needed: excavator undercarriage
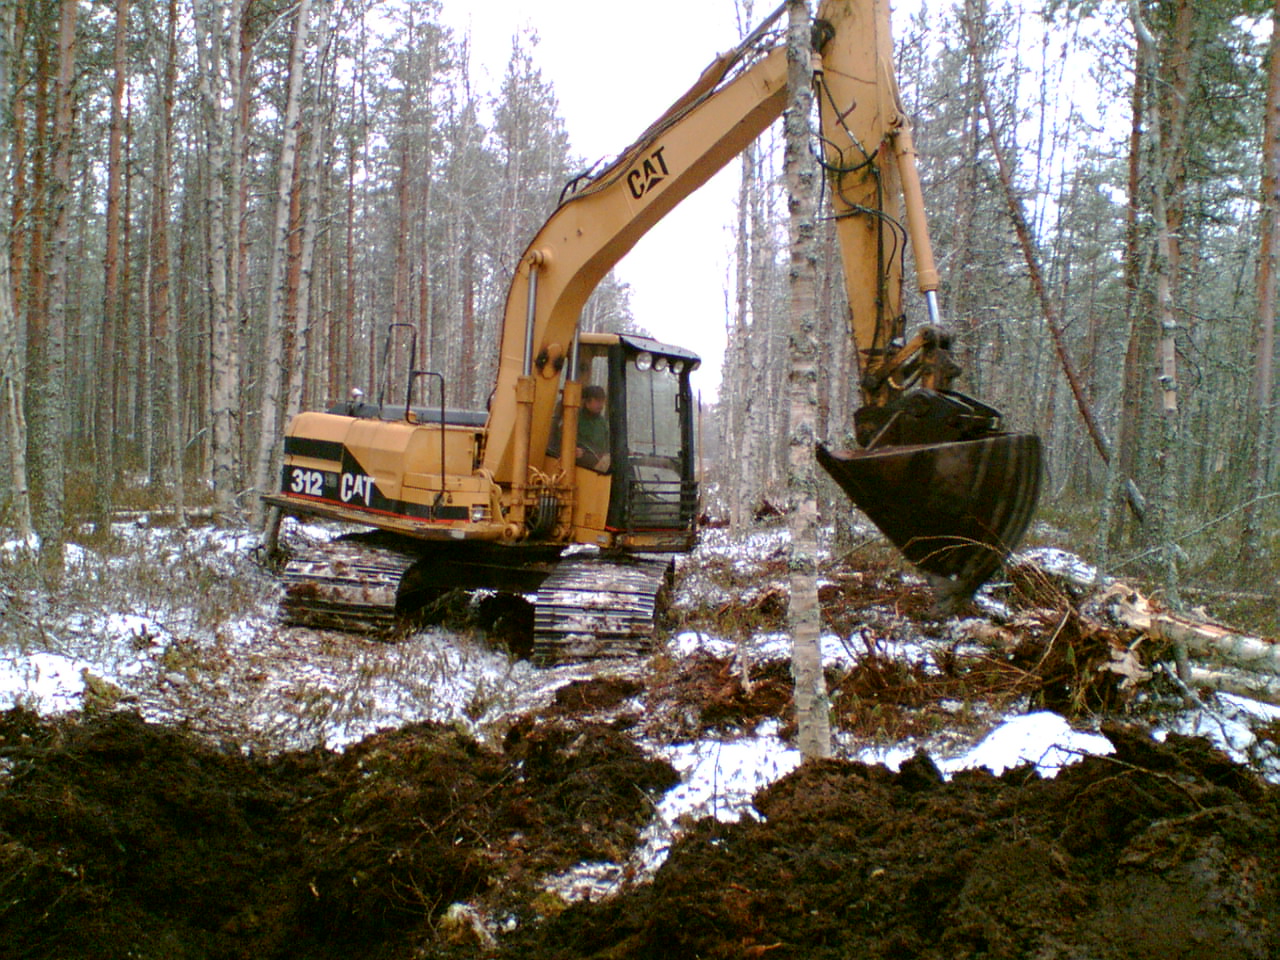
[275,531,673,664]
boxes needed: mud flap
[817,433,1042,608]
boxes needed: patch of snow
[1016,546,1100,588]
[2,533,39,554]
[938,711,1114,778]
[843,711,1115,780]
[851,742,918,771]
[972,593,1015,621]
[654,728,802,825]
[546,727,803,901]
[1219,692,1280,723]
[743,632,791,661]
[551,710,1117,902]
[669,631,735,659]
[669,628,918,672]
[0,651,91,713]
[1164,693,1280,782]
[691,525,790,566]
[63,543,93,569]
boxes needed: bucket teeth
[817,433,1042,608]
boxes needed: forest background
[0,0,1276,609]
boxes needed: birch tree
[784,0,831,761]
[1129,0,1190,606]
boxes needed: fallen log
[1101,583,1280,676]
[1184,666,1280,705]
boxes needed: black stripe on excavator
[284,435,345,462]
[279,444,467,522]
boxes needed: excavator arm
[483,0,1040,604]
[481,15,790,486]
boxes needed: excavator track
[274,535,673,663]
[532,556,673,665]
[278,540,416,634]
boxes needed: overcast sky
[437,1,920,401]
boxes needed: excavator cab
[556,334,701,551]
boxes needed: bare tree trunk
[29,0,77,573]
[154,0,184,523]
[0,0,31,540]
[195,0,239,516]
[8,0,26,328]
[785,0,830,761]
[251,0,312,527]
[727,140,756,528]
[1132,0,1185,609]
[285,0,332,422]
[1242,0,1280,571]
[746,144,773,505]
[1106,41,1152,561]
[92,0,128,523]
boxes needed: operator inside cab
[576,384,611,473]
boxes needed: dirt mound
[505,726,1280,960]
[0,707,675,960]
[4,703,1278,960]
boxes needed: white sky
[437,1,921,401]
[437,0,772,401]
[432,2,1151,406]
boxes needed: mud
[0,707,675,959]
[3,703,1278,960]
[508,726,1280,960]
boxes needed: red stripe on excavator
[283,493,462,526]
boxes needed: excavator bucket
[816,433,1042,609]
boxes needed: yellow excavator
[261,0,1041,660]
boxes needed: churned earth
[1,519,1278,958]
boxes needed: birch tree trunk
[1132,0,1184,608]
[251,0,312,527]
[728,140,756,528]
[747,144,774,503]
[785,0,831,761]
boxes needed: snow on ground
[1016,546,1101,588]
[3,517,1278,903]
[1162,691,1280,781]
[0,651,98,714]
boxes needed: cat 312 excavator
[260,0,1042,661]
